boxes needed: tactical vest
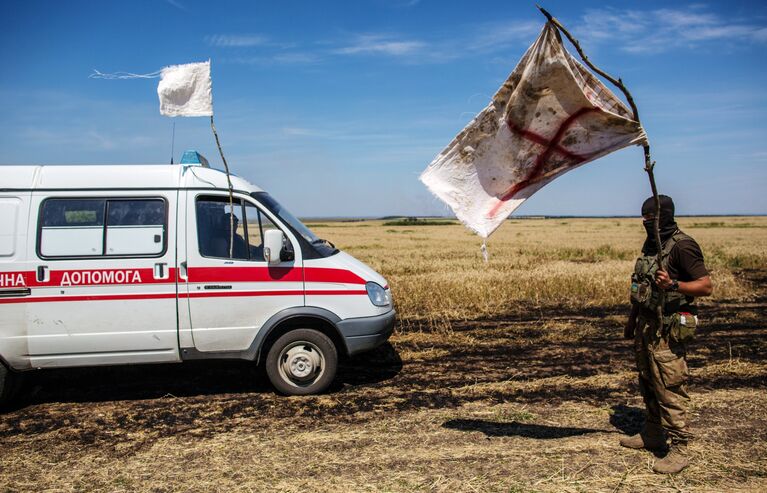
[630,230,696,319]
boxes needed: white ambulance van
[0,154,395,402]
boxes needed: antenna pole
[170,121,176,164]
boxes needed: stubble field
[1,216,766,492]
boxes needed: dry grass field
[1,216,766,492]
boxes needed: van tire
[265,329,337,396]
[0,361,20,410]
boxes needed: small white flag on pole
[157,60,213,117]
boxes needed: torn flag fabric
[157,61,213,117]
[420,22,647,238]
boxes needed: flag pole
[536,6,665,328]
[210,115,236,258]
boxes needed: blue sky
[1,0,766,217]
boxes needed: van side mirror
[263,229,285,265]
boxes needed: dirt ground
[1,270,765,492]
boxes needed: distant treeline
[382,217,456,226]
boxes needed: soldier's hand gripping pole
[537,5,665,330]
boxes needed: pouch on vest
[630,257,657,309]
[668,312,698,343]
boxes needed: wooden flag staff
[210,115,236,259]
[537,6,666,328]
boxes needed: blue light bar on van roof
[180,150,210,167]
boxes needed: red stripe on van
[187,266,302,283]
[1,266,368,289]
[187,266,366,285]
[0,293,178,304]
[0,289,367,304]
[1,268,180,288]
[183,289,366,298]
[0,271,37,288]
[306,290,368,296]
[182,289,304,299]
[304,268,366,285]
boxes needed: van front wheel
[265,329,338,395]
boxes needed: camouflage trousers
[634,316,693,444]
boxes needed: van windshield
[251,192,338,258]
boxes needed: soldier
[622,195,713,474]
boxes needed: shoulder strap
[661,230,691,259]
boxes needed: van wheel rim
[278,341,325,387]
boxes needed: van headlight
[366,282,391,307]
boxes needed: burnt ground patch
[0,272,765,462]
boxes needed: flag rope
[89,69,162,80]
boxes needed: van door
[24,192,181,367]
[0,193,32,370]
[182,193,303,352]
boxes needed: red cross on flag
[420,22,647,238]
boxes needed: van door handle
[179,261,188,281]
[37,265,49,283]
[154,262,169,280]
[0,288,31,298]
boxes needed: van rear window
[39,198,166,258]
[41,199,105,227]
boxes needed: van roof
[1,164,262,193]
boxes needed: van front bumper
[337,309,396,356]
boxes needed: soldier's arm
[680,274,713,297]
[655,238,713,297]
[655,270,713,297]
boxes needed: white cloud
[281,127,321,137]
[205,34,268,47]
[165,0,187,12]
[333,35,425,56]
[577,6,767,54]
[213,6,767,67]
[467,20,541,52]
[223,51,322,66]
[209,18,540,66]
[271,52,322,64]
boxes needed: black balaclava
[641,195,678,255]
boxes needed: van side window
[196,197,248,260]
[40,199,106,256]
[196,196,279,261]
[39,198,166,258]
[244,202,278,261]
[106,200,165,255]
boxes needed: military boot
[619,422,666,451]
[653,442,689,474]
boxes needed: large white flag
[420,23,647,238]
[157,61,213,117]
